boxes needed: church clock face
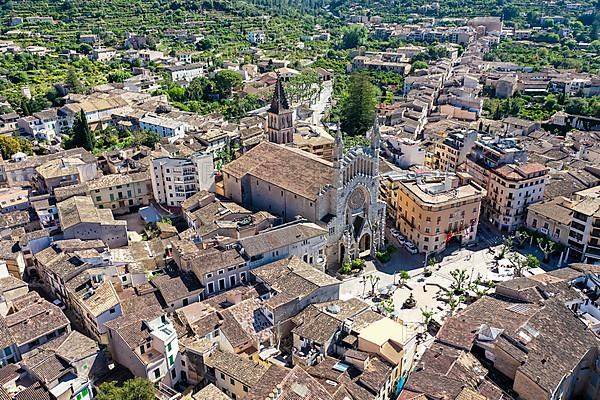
[348,187,367,210]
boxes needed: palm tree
[421,307,434,327]
[537,237,558,262]
[450,268,470,295]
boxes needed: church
[221,77,386,267]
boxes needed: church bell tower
[267,75,295,145]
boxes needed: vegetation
[339,258,366,275]
[537,237,560,262]
[375,246,395,263]
[340,73,377,136]
[0,135,32,159]
[68,110,95,151]
[96,378,155,400]
[449,268,469,295]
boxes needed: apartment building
[164,63,205,84]
[105,306,181,387]
[151,153,215,208]
[463,137,527,189]
[425,129,477,172]
[139,114,186,141]
[54,171,153,215]
[486,163,547,232]
[394,173,485,253]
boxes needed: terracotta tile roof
[14,382,50,400]
[189,248,245,278]
[252,256,339,303]
[205,350,268,387]
[239,223,326,258]
[221,141,335,201]
[192,384,231,400]
[104,305,164,349]
[0,364,19,385]
[79,281,120,317]
[151,272,202,305]
[2,300,70,347]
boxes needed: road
[311,80,333,124]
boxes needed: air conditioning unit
[540,228,548,235]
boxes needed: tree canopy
[95,378,155,400]
[340,73,377,136]
[70,109,95,151]
[341,25,367,49]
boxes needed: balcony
[156,383,181,400]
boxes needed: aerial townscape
[0,0,599,399]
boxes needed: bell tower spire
[370,114,380,152]
[267,74,295,145]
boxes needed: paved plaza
[340,223,527,327]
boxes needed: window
[207,282,214,293]
[169,355,174,366]
[183,298,188,306]
[206,273,213,279]
[229,275,236,287]
[140,345,145,354]
[153,369,160,379]
[167,342,172,352]
[218,279,225,291]
[218,269,224,275]
[230,378,235,385]
[181,359,186,367]
[240,272,246,282]
[171,369,176,380]
[220,372,225,380]
[243,386,249,392]
[96,196,101,201]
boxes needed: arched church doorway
[359,233,371,252]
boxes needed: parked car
[397,236,408,245]
[52,299,66,310]
[405,242,418,254]
[390,228,400,238]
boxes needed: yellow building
[394,173,485,253]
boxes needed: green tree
[213,70,242,98]
[412,60,428,70]
[185,76,212,101]
[0,136,31,159]
[565,97,589,115]
[450,268,470,295]
[537,237,558,262]
[340,73,377,136]
[108,70,131,83]
[398,270,410,286]
[167,85,186,102]
[66,67,84,94]
[341,25,367,49]
[96,378,155,400]
[71,110,95,151]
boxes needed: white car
[405,243,418,254]
[406,246,418,255]
[390,228,400,237]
